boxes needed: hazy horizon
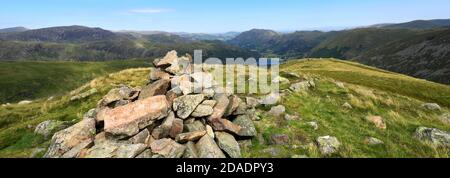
[1,0,450,33]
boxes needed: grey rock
[422,103,441,111]
[150,138,186,158]
[365,137,384,145]
[316,136,341,155]
[173,94,205,119]
[215,132,241,158]
[415,127,450,146]
[268,105,286,116]
[196,135,226,158]
[44,118,96,158]
[136,149,153,158]
[184,120,206,132]
[34,120,71,139]
[138,79,170,100]
[233,115,257,137]
[191,104,214,117]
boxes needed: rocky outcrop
[42,51,257,158]
[415,127,449,147]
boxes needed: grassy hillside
[0,59,449,158]
[0,60,152,104]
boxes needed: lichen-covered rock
[233,115,257,137]
[183,141,199,158]
[44,118,96,158]
[316,136,341,155]
[191,104,214,117]
[215,132,241,158]
[150,138,186,158]
[415,127,450,147]
[196,135,226,158]
[34,120,71,139]
[173,94,204,119]
[84,141,146,158]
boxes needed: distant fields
[0,60,153,104]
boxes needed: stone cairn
[43,50,257,158]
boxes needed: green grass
[0,60,152,104]
[282,59,450,108]
[242,59,450,158]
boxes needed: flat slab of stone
[99,95,169,137]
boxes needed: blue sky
[1,0,450,33]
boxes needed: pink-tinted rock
[169,119,184,138]
[99,95,169,137]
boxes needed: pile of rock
[43,50,257,158]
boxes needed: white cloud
[130,8,174,14]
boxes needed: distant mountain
[309,28,421,59]
[228,29,330,58]
[175,32,240,41]
[0,27,28,33]
[0,25,120,42]
[0,26,257,61]
[380,19,450,29]
[357,28,450,84]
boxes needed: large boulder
[215,132,241,158]
[44,118,96,158]
[98,95,169,137]
[414,127,450,147]
[195,135,226,158]
[173,94,204,119]
[316,136,341,155]
[138,79,170,100]
[150,138,186,158]
[34,120,71,139]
